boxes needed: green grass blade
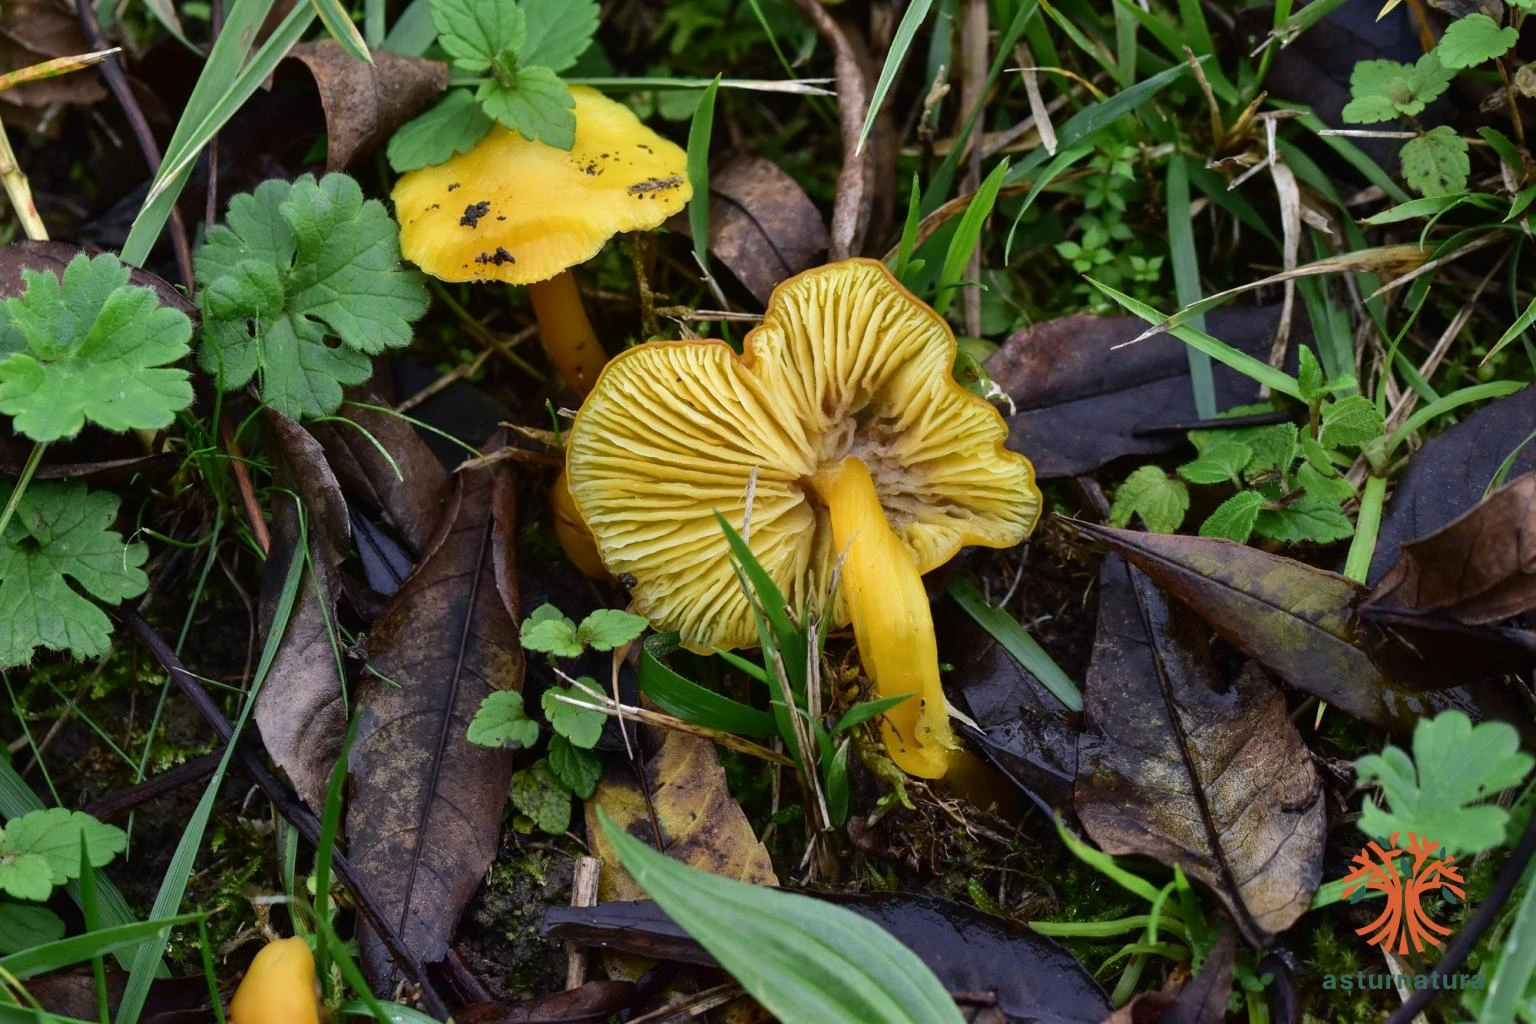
[686,77,722,279]
[1486,293,1536,365]
[382,0,435,55]
[1087,279,1303,399]
[947,579,1081,711]
[857,0,933,155]
[639,635,778,737]
[1386,380,1526,456]
[1166,155,1216,418]
[0,915,203,981]
[935,158,1009,315]
[891,174,924,283]
[76,837,108,1024]
[310,0,372,63]
[1478,861,1536,1024]
[114,529,306,1024]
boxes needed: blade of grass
[935,158,1009,315]
[0,915,202,981]
[857,0,933,155]
[382,0,434,55]
[891,173,924,283]
[114,518,306,1024]
[310,0,372,63]
[1087,279,1303,398]
[948,579,1081,711]
[639,635,778,737]
[686,77,721,279]
[76,838,107,1024]
[1385,380,1526,456]
[1166,154,1215,418]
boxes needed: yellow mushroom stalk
[564,259,1040,778]
[228,936,321,1024]
[811,457,952,777]
[391,86,692,397]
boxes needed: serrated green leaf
[1108,466,1189,533]
[194,173,427,419]
[0,481,148,669]
[511,759,571,834]
[1320,395,1386,448]
[478,65,576,149]
[431,0,524,75]
[1297,347,1326,403]
[1356,710,1532,857]
[548,735,602,799]
[1178,441,1253,485]
[0,810,125,900]
[543,681,606,748]
[0,854,52,901]
[520,604,581,657]
[1400,126,1470,196]
[576,609,648,652]
[1300,435,1337,473]
[1253,496,1354,544]
[386,89,495,173]
[1296,461,1356,504]
[0,902,64,954]
[518,0,599,72]
[1342,54,1452,123]
[1243,423,1299,477]
[467,691,540,749]
[1437,13,1518,70]
[1198,490,1265,543]
[0,254,193,443]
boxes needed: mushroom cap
[392,86,691,285]
[566,258,1041,652]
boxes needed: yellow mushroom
[391,86,691,396]
[564,259,1040,778]
[228,936,320,1024]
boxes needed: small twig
[564,857,600,990]
[789,0,870,258]
[119,610,452,1021]
[83,752,222,822]
[220,413,271,556]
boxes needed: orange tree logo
[1341,832,1465,955]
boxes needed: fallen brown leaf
[347,452,522,990]
[697,155,828,305]
[285,41,447,172]
[456,980,636,1023]
[0,0,105,130]
[253,410,350,809]
[1076,557,1324,946]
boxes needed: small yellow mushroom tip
[228,937,321,1024]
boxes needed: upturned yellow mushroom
[564,259,1040,777]
[391,85,691,397]
[228,936,321,1024]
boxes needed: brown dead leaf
[0,240,196,319]
[1076,557,1324,946]
[286,41,447,171]
[1164,927,1236,1024]
[347,453,522,990]
[701,156,828,305]
[254,410,350,809]
[456,981,636,1023]
[0,0,106,127]
[311,393,449,555]
[1370,470,1536,625]
[587,731,777,902]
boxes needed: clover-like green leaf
[511,759,572,834]
[194,173,428,419]
[478,65,576,149]
[467,691,541,749]
[548,735,602,799]
[0,480,148,669]
[518,0,599,72]
[520,603,582,658]
[543,679,606,749]
[1108,466,1189,533]
[1342,54,1452,123]
[0,253,192,443]
[0,808,126,900]
[576,608,648,652]
[386,89,495,173]
[431,0,525,76]
[1400,126,1470,196]
[1437,13,1518,70]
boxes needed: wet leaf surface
[286,41,448,171]
[347,453,522,990]
[544,893,1113,1024]
[253,410,350,809]
[1070,520,1467,731]
[1368,384,1536,584]
[987,307,1302,478]
[697,155,829,305]
[1075,557,1324,946]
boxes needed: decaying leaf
[0,241,197,319]
[1163,927,1237,1024]
[544,894,1113,1024]
[253,410,350,810]
[1075,557,1324,946]
[1370,470,1536,625]
[456,981,636,1023]
[987,307,1305,478]
[696,155,829,306]
[1070,520,1466,731]
[586,731,777,901]
[347,454,522,989]
[311,393,448,555]
[1368,384,1536,584]
[0,0,106,131]
[286,41,448,172]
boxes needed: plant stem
[0,442,47,541]
[1343,473,1387,583]
[0,116,47,241]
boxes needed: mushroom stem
[527,270,603,396]
[810,456,956,779]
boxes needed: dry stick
[76,1,195,290]
[564,856,600,990]
[791,0,871,258]
[83,751,222,822]
[1383,806,1536,1024]
[119,610,452,1021]
[959,0,987,339]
